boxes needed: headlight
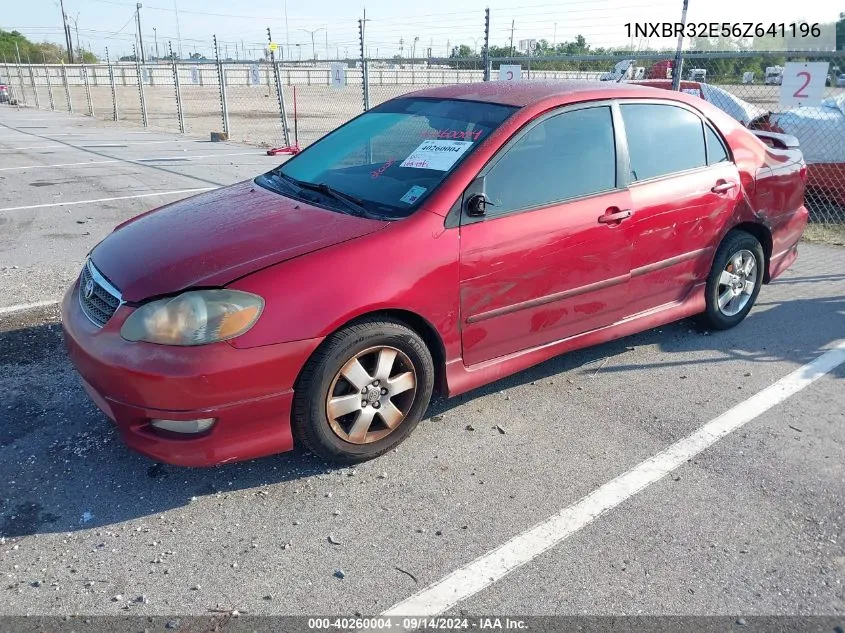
[120,289,264,346]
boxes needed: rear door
[616,101,741,315]
[458,103,634,366]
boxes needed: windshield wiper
[293,180,370,216]
[275,171,372,217]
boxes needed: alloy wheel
[325,346,417,444]
[717,249,757,317]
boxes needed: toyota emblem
[83,278,95,300]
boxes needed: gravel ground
[0,106,843,619]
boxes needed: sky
[2,0,841,61]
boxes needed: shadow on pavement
[0,290,842,538]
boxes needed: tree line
[0,29,97,64]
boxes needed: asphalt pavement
[0,106,843,619]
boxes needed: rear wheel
[292,318,434,463]
[700,230,765,330]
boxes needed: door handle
[711,181,737,194]
[598,208,632,224]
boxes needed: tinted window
[484,106,616,214]
[705,124,729,164]
[263,98,516,219]
[621,104,706,181]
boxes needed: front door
[458,104,634,366]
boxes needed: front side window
[258,98,516,219]
[483,106,617,215]
[621,103,706,181]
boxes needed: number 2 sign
[780,62,829,108]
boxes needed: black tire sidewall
[293,320,434,463]
[704,232,765,330]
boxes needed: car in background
[599,59,644,81]
[765,66,784,85]
[687,68,707,83]
[62,81,808,467]
[636,80,766,125]
[646,59,674,80]
[0,84,10,104]
[836,74,845,88]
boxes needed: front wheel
[292,318,435,463]
[700,230,765,330]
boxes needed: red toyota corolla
[62,81,809,466]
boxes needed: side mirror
[466,193,491,217]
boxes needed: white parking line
[382,340,845,619]
[0,187,216,212]
[0,132,154,138]
[4,140,207,150]
[0,300,60,316]
[0,151,268,172]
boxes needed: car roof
[402,80,674,107]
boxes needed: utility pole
[326,30,329,60]
[58,0,73,62]
[671,0,689,90]
[68,13,82,63]
[173,0,183,59]
[135,3,146,64]
[284,0,291,61]
[153,27,160,59]
[509,20,515,57]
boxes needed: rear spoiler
[752,130,800,150]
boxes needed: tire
[700,230,765,330]
[292,317,435,464]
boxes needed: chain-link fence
[2,50,844,228]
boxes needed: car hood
[91,180,386,302]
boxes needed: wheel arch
[294,308,448,397]
[727,221,773,283]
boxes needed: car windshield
[258,98,517,219]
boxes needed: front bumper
[61,280,322,467]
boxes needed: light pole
[296,43,301,62]
[173,0,183,59]
[153,27,159,60]
[411,36,419,61]
[135,3,146,64]
[68,13,82,62]
[299,27,325,64]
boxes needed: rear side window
[705,124,729,164]
[484,106,616,214]
[621,104,706,181]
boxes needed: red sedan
[62,81,809,466]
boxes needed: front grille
[78,261,122,328]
